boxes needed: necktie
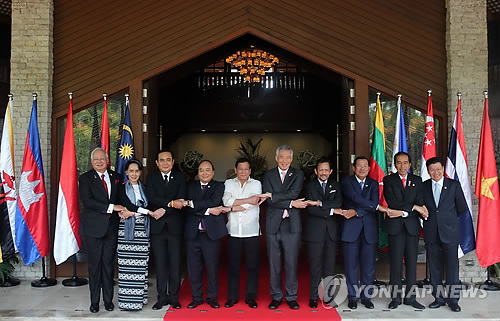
[201,184,207,193]
[360,181,364,191]
[402,177,406,189]
[281,171,289,218]
[101,174,109,197]
[164,174,169,186]
[200,184,207,230]
[321,182,327,194]
[433,182,441,207]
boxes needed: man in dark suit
[184,160,230,309]
[341,156,388,310]
[262,145,306,310]
[304,157,343,309]
[79,148,150,313]
[383,151,427,310]
[423,157,467,312]
[145,150,186,310]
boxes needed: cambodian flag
[14,95,49,265]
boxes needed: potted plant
[0,255,20,287]
[235,138,267,181]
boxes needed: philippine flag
[14,95,49,265]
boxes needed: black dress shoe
[388,299,401,309]
[287,300,300,309]
[89,304,99,313]
[309,299,318,308]
[104,302,114,311]
[206,299,220,309]
[403,299,425,310]
[245,299,258,308]
[152,301,166,310]
[361,299,374,309]
[348,299,357,309]
[429,300,445,309]
[187,300,203,309]
[224,299,238,308]
[269,300,282,309]
[170,301,181,309]
[449,303,461,312]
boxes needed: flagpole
[62,254,88,287]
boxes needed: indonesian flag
[445,94,475,258]
[475,93,500,268]
[100,94,110,162]
[420,90,436,181]
[54,94,81,265]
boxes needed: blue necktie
[321,182,327,194]
[433,183,441,207]
[360,181,364,191]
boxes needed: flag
[475,93,500,268]
[420,90,436,181]
[445,94,475,258]
[368,94,388,248]
[100,94,110,162]
[14,95,49,265]
[115,94,135,180]
[54,94,81,265]
[391,95,409,173]
[0,95,17,258]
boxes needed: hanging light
[226,45,279,83]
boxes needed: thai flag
[445,96,476,257]
[390,95,409,173]
[14,95,49,265]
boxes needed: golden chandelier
[226,46,279,83]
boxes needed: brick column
[446,0,488,282]
[10,0,53,278]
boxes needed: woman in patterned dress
[117,159,151,311]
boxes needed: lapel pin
[289,172,293,177]
[329,185,332,188]
[444,186,447,190]
[412,183,415,187]
[208,185,211,188]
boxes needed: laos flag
[15,95,49,265]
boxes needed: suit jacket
[383,173,424,236]
[79,169,138,238]
[184,179,227,241]
[340,175,378,244]
[304,178,342,242]
[262,167,304,234]
[145,170,187,237]
[422,177,467,244]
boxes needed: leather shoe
[287,300,300,309]
[269,300,282,309]
[187,300,203,309]
[309,299,318,308]
[104,302,114,311]
[245,299,258,308]
[429,300,445,309]
[449,303,461,312]
[206,299,220,309]
[404,299,425,310]
[152,301,166,310]
[388,299,401,309]
[170,301,181,309]
[348,299,357,310]
[224,299,238,308]
[89,304,99,313]
[361,299,374,309]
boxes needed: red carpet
[163,251,341,321]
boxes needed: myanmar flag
[368,94,388,248]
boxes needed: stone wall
[446,0,489,282]
[10,0,53,278]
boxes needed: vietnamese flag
[368,93,388,248]
[475,92,500,268]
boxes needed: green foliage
[235,138,267,181]
[0,255,19,284]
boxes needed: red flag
[475,93,500,268]
[420,90,436,181]
[100,94,110,161]
[54,93,81,264]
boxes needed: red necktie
[101,174,109,196]
[402,177,406,189]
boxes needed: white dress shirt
[223,177,262,237]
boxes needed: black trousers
[307,236,337,300]
[388,231,419,301]
[227,235,260,300]
[150,231,182,303]
[186,232,222,301]
[85,223,117,306]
